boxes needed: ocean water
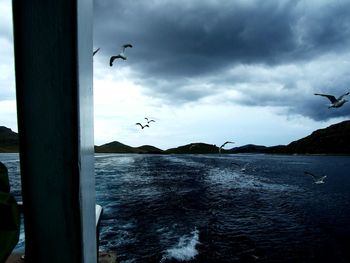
[2,153,350,262]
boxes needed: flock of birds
[136,117,155,129]
[93,44,349,186]
[93,44,133,67]
[93,45,158,131]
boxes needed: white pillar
[12,0,96,262]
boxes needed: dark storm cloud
[296,98,350,121]
[94,0,296,76]
[93,0,350,120]
[94,0,350,74]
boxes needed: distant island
[1,120,350,154]
[94,141,164,154]
[0,126,19,152]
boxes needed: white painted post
[12,0,96,262]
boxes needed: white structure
[12,0,96,262]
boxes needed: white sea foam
[206,167,300,192]
[163,155,205,169]
[160,228,200,262]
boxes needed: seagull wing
[148,120,155,123]
[145,117,149,121]
[93,48,100,56]
[319,175,327,181]
[304,171,317,180]
[109,55,124,66]
[122,44,133,53]
[109,57,115,66]
[314,93,337,103]
[144,124,149,128]
[110,56,118,66]
[123,44,133,49]
[220,141,234,148]
[136,123,143,128]
[337,92,350,100]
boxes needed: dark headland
[0,126,19,152]
[1,120,350,154]
[94,141,164,154]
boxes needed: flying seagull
[314,92,349,108]
[110,44,133,66]
[136,123,149,129]
[145,118,155,124]
[219,141,234,154]
[93,48,100,56]
[304,171,327,184]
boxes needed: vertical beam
[12,0,95,262]
[77,0,96,262]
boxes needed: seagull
[145,117,155,124]
[110,44,133,66]
[219,141,234,154]
[93,48,100,56]
[136,123,149,129]
[314,92,349,108]
[304,171,327,184]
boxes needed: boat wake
[160,228,200,262]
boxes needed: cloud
[0,0,15,102]
[1,0,348,149]
[94,0,350,74]
[93,0,350,122]
[0,1,13,41]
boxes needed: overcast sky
[1,0,350,149]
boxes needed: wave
[206,167,300,193]
[160,228,200,262]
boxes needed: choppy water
[2,153,350,262]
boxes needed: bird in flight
[304,171,327,184]
[93,48,100,56]
[136,123,149,129]
[314,92,349,108]
[110,44,133,66]
[219,141,234,154]
[145,118,155,124]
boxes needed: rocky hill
[95,141,164,154]
[228,144,267,154]
[0,126,19,152]
[265,120,350,154]
[136,145,164,154]
[165,143,219,154]
[1,120,350,154]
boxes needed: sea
[1,153,350,263]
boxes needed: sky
[1,0,350,150]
